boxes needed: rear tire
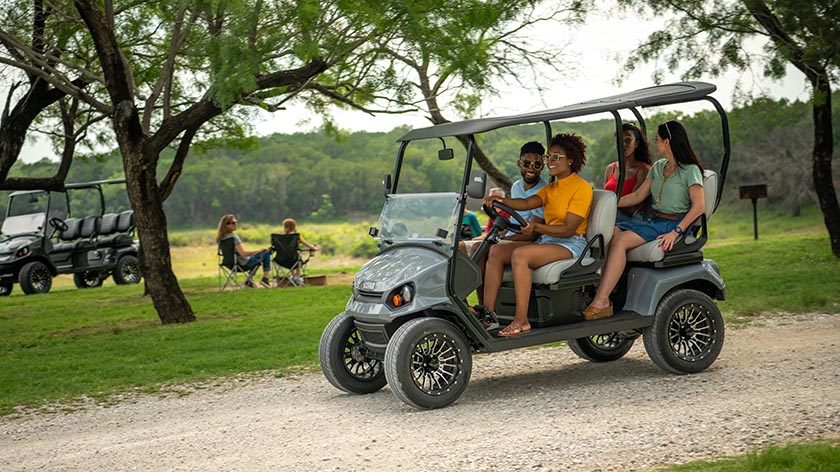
[74,271,104,288]
[568,333,635,362]
[113,255,141,285]
[644,289,724,374]
[319,312,386,394]
[19,261,52,295]
[385,318,472,410]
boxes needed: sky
[17,4,811,163]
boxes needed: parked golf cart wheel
[385,317,472,410]
[568,333,635,362]
[0,280,12,296]
[319,312,386,394]
[74,271,104,288]
[19,261,52,294]
[113,255,141,285]
[644,289,724,375]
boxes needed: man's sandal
[470,305,500,330]
[583,303,613,321]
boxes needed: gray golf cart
[320,82,730,409]
[0,178,141,296]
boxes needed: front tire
[568,333,635,362]
[319,312,386,394]
[74,271,104,288]
[384,318,472,410]
[0,280,12,297]
[113,255,141,285]
[19,261,52,295]
[643,289,724,374]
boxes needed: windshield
[377,193,461,249]
[1,192,48,237]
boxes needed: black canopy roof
[397,81,717,142]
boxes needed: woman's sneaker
[471,305,500,330]
[260,277,271,288]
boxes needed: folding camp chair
[270,233,313,287]
[218,237,260,291]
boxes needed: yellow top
[535,173,593,235]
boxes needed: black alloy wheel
[568,332,636,362]
[319,312,386,394]
[19,261,52,295]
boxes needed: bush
[349,237,379,258]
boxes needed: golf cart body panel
[320,81,730,408]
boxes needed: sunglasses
[519,159,543,169]
[227,221,238,225]
[542,153,567,163]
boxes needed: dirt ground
[1,313,838,472]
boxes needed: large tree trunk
[810,75,840,257]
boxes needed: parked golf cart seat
[96,210,135,248]
[52,218,82,252]
[626,169,718,265]
[502,189,617,284]
[73,215,101,250]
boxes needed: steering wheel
[482,201,528,234]
[49,217,68,233]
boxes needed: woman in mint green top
[583,120,706,321]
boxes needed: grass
[653,439,840,472]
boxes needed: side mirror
[466,171,487,199]
[438,148,454,160]
[383,174,392,196]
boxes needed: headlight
[15,247,30,258]
[388,284,414,309]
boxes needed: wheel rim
[589,332,624,350]
[668,302,716,362]
[82,272,100,287]
[30,264,50,292]
[120,259,141,283]
[410,333,461,396]
[0,283,10,295]
[343,329,382,380]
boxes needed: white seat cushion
[502,189,615,284]
[626,169,717,263]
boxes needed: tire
[384,318,472,410]
[319,312,386,394]
[19,261,52,295]
[73,271,104,288]
[113,255,141,285]
[0,280,12,297]
[643,289,724,374]
[568,333,635,362]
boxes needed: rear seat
[97,210,135,247]
[626,170,718,263]
[52,218,82,252]
[502,189,617,284]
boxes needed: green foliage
[656,440,840,472]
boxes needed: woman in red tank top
[603,123,652,222]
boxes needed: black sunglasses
[519,159,543,169]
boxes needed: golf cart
[0,178,141,296]
[319,82,730,409]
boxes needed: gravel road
[2,313,838,471]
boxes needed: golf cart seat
[52,218,82,252]
[626,169,718,264]
[502,189,617,284]
[74,215,101,250]
[96,210,135,247]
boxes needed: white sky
[17,5,811,163]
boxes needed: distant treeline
[3,92,838,225]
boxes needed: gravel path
[2,313,839,471]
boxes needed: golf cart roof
[397,81,717,142]
[7,178,126,197]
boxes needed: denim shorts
[538,234,587,258]
[617,214,684,242]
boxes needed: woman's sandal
[469,305,500,330]
[583,303,614,321]
[498,323,531,337]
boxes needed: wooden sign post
[739,184,768,240]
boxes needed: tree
[0,0,412,322]
[618,0,840,257]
